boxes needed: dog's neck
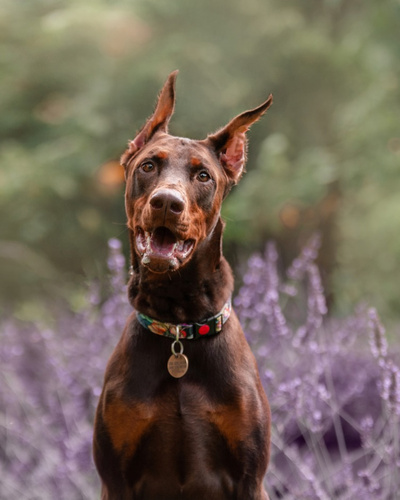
[127,237,234,325]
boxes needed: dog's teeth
[145,232,152,250]
[142,254,151,264]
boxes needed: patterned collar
[136,298,232,340]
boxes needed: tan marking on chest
[104,401,156,456]
[209,403,251,451]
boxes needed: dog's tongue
[150,227,176,256]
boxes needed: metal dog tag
[167,353,189,378]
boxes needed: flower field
[1,238,399,499]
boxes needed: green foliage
[1,0,399,316]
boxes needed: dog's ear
[121,70,178,168]
[207,95,273,184]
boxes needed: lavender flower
[235,242,290,348]
[1,238,398,499]
[293,263,327,347]
[380,360,400,416]
[287,233,321,281]
[368,307,388,363]
[368,308,400,417]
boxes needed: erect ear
[206,94,273,184]
[121,70,178,168]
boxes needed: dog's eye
[197,171,211,183]
[141,161,154,173]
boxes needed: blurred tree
[0,0,399,316]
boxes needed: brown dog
[93,71,273,500]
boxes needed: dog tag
[167,353,189,378]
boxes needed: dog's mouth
[135,227,195,273]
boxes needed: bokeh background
[1,0,400,320]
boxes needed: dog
[93,71,273,499]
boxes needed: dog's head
[121,71,272,274]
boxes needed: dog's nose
[150,189,185,215]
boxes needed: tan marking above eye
[156,151,168,160]
[190,157,202,167]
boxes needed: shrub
[1,238,399,499]
[236,236,400,498]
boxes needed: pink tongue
[150,227,176,255]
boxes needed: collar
[136,298,232,340]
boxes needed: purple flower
[1,238,399,498]
[368,307,388,362]
[380,360,400,416]
[293,263,327,347]
[287,233,321,281]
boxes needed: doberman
[93,71,273,500]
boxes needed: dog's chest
[105,381,249,454]
[103,380,257,495]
